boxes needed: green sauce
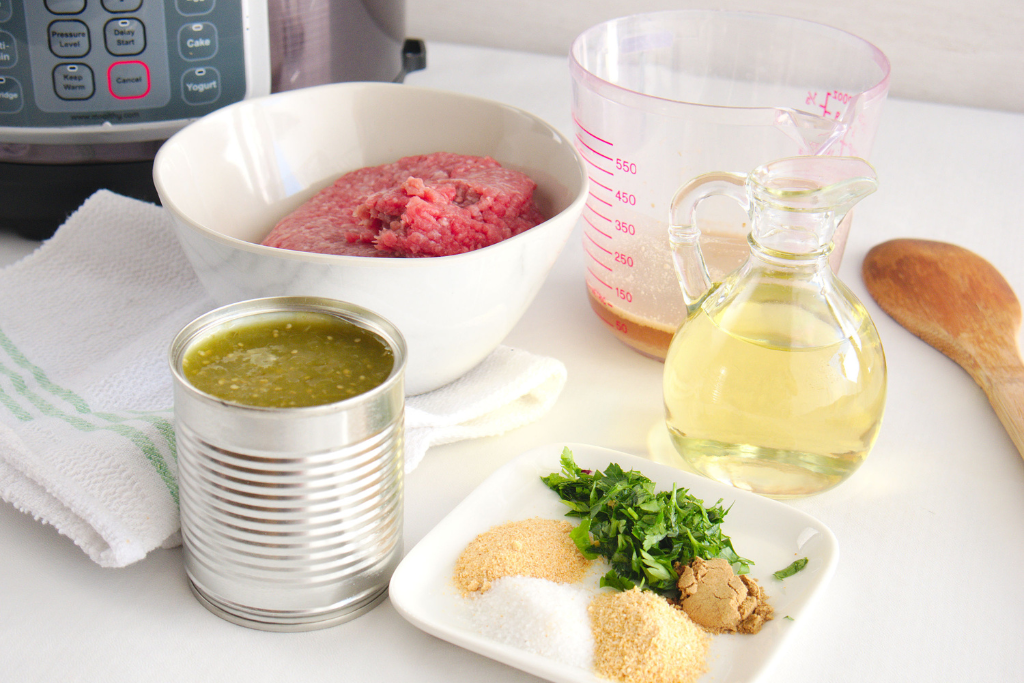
[182,312,394,408]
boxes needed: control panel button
[48,20,90,58]
[0,76,23,113]
[44,0,86,15]
[0,1,12,23]
[176,0,216,16]
[52,63,94,100]
[105,18,145,56]
[108,60,149,99]
[101,0,144,12]
[0,29,16,66]
[178,22,217,60]
[16,0,246,124]
[181,66,219,104]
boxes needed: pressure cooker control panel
[0,0,269,142]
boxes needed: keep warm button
[53,63,95,100]
[108,60,150,99]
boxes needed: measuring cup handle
[668,171,748,311]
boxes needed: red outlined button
[107,60,150,99]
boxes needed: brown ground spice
[453,517,591,595]
[674,557,773,634]
[589,588,708,683]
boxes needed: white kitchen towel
[0,190,566,568]
[405,346,566,471]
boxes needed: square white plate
[389,443,839,682]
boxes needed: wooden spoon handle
[983,369,1024,461]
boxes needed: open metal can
[168,296,406,631]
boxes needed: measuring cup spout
[668,171,747,311]
[774,107,850,155]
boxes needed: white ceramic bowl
[153,82,587,395]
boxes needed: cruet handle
[668,171,748,310]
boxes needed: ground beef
[261,152,546,257]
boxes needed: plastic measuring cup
[571,10,890,359]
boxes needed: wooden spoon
[862,238,1024,459]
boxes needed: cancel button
[108,60,150,99]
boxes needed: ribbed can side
[178,417,404,628]
[169,297,408,631]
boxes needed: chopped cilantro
[541,447,751,595]
[773,558,809,580]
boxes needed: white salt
[465,575,595,670]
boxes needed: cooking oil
[663,279,887,498]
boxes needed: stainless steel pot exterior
[169,296,406,631]
[0,0,410,165]
[269,0,406,91]
[0,0,424,239]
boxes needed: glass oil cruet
[663,156,887,498]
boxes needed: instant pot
[0,0,425,239]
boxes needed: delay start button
[105,18,146,56]
[181,66,220,105]
[108,60,149,99]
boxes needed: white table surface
[2,42,1023,682]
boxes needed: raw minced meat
[261,152,546,257]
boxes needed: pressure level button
[49,20,90,59]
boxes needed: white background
[408,0,1024,112]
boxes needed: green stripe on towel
[0,327,179,504]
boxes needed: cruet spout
[751,156,878,218]
[668,171,747,310]
[748,157,878,254]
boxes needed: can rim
[168,296,408,413]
